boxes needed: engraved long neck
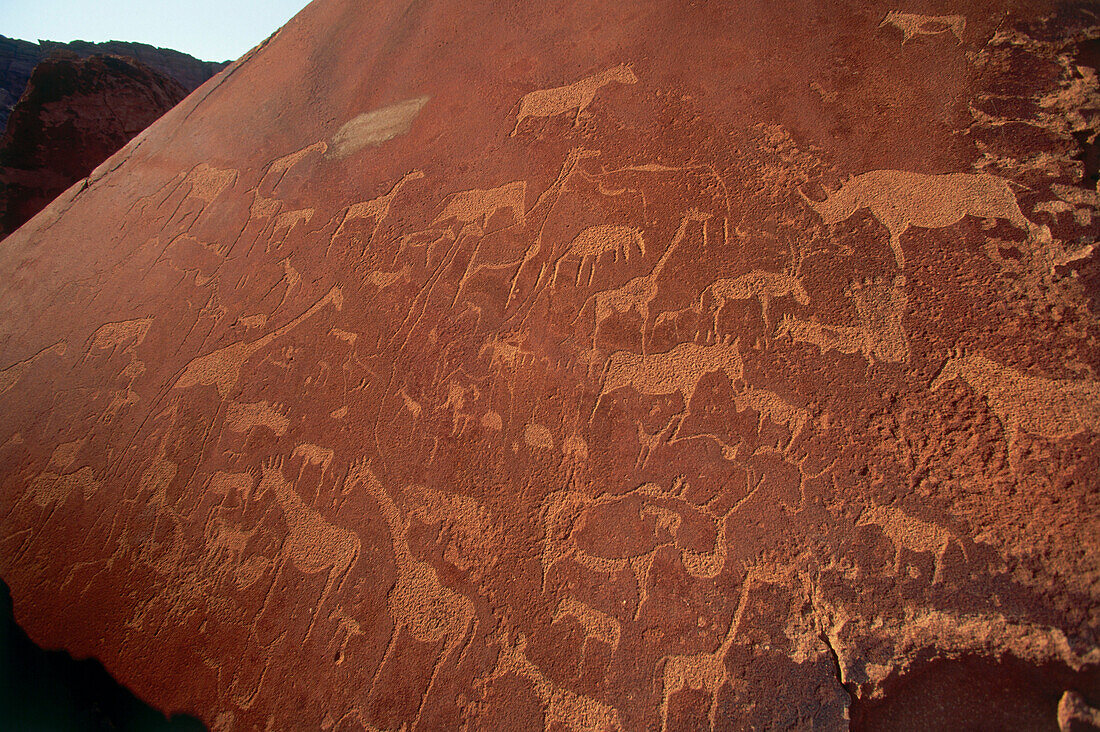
[275,480,309,529]
[357,466,413,564]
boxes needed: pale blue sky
[1,0,310,62]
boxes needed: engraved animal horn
[797,185,826,213]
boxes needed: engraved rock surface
[0,1,1098,729]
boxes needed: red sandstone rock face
[0,1,1098,729]
[0,34,228,131]
[0,52,188,237]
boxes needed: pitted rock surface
[0,1,1098,729]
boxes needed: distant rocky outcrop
[0,52,189,237]
[0,34,227,132]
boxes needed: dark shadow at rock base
[850,652,1100,732]
[0,578,205,731]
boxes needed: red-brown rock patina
[1,1,1098,729]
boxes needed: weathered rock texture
[0,1,1098,730]
[0,52,189,238]
[0,34,227,131]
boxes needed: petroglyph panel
[1,3,1098,732]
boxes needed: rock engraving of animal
[551,225,646,287]
[0,341,66,396]
[494,630,621,731]
[777,275,909,364]
[255,458,360,644]
[702,270,809,333]
[856,503,967,584]
[334,170,424,246]
[801,171,1041,268]
[880,11,966,44]
[597,338,744,455]
[931,350,1100,466]
[659,570,758,731]
[224,400,290,436]
[554,597,622,654]
[576,210,704,352]
[174,286,343,398]
[511,63,638,135]
[292,443,335,483]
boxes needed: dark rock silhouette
[0,34,227,131]
[0,52,190,238]
[0,579,205,731]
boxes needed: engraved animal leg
[303,565,337,645]
[660,666,681,732]
[932,540,948,585]
[887,227,907,269]
[412,611,473,730]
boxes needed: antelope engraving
[255,458,360,644]
[511,63,638,135]
[880,11,966,44]
[801,171,1040,268]
[202,516,259,588]
[87,318,152,357]
[856,503,967,584]
[551,225,646,287]
[27,466,101,508]
[931,350,1100,466]
[176,164,238,228]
